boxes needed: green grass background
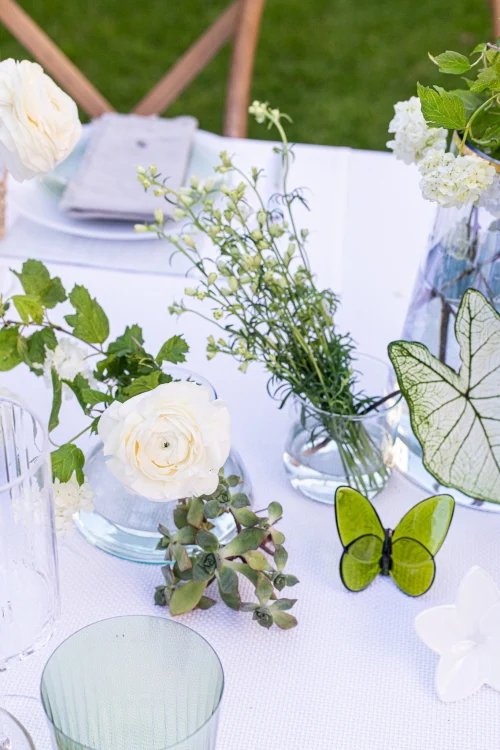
[0,0,491,149]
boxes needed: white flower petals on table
[98,380,231,501]
[415,566,500,702]
[387,96,447,165]
[0,58,81,181]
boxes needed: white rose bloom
[479,173,500,218]
[0,58,81,182]
[44,338,91,384]
[98,381,231,501]
[53,476,94,534]
[387,97,447,165]
[418,150,495,207]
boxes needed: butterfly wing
[390,537,436,596]
[335,486,385,548]
[340,534,384,591]
[392,494,455,555]
[335,487,385,592]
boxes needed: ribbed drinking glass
[41,615,224,750]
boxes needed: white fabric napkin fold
[59,113,198,222]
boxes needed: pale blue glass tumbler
[40,616,224,750]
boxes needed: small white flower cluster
[388,96,499,209]
[44,337,92,386]
[53,476,94,534]
[387,96,447,165]
[419,150,495,208]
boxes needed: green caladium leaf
[12,295,44,324]
[389,289,500,503]
[13,260,66,309]
[0,328,23,370]
[49,368,62,432]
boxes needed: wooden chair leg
[492,0,500,39]
[0,0,113,116]
[224,0,266,138]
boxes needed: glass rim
[0,396,49,493]
[163,364,217,399]
[39,614,225,750]
[292,353,401,421]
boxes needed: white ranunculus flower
[98,381,231,501]
[418,149,495,207]
[387,96,447,165]
[44,337,92,383]
[0,58,81,181]
[53,476,95,534]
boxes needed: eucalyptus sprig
[418,42,500,155]
[0,259,189,482]
[154,472,298,630]
[137,102,391,494]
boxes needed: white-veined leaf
[389,289,500,503]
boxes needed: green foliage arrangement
[155,473,298,629]
[418,42,500,154]
[138,102,392,495]
[0,259,188,482]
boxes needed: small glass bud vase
[399,145,500,510]
[283,355,401,503]
[76,368,252,563]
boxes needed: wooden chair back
[0,0,266,137]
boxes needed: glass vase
[399,166,500,510]
[283,355,401,504]
[76,368,252,563]
[41,616,224,750]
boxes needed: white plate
[8,124,219,242]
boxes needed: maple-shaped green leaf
[389,289,500,503]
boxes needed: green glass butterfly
[335,487,455,596]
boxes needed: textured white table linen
[3,136,499,750]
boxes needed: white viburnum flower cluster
[43,338,92,384]
[387,97,447,165]
[418,150,495,208]
[53,476,94,534]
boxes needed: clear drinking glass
[0,396,59,748]
[41,615,224,750]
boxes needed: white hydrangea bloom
[53,476,94,534]
[44,337,91,383]
[418,150,495,207]
[479,173,500,218]
[387,97,447,165]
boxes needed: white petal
[436,642,484,702]
[456,566,500,634]
[415,605,466,654]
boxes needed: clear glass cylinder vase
[283,355,401,504]
[400,183,500,509]
[0,397,59,669]
[76,368,252,563]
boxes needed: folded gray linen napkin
[59,113,198,222]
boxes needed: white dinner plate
[8,124,219,242]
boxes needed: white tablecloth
[4,133,499,750]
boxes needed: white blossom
[44,338,92,384]
[387,97,447,165]
[53,476,94,534]
[418,149,495,207]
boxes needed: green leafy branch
[154,473,298,629]
[417,42,500,156]
[0,259,189,483]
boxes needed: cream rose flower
[98,381,231,501]
[0,58,81,181]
